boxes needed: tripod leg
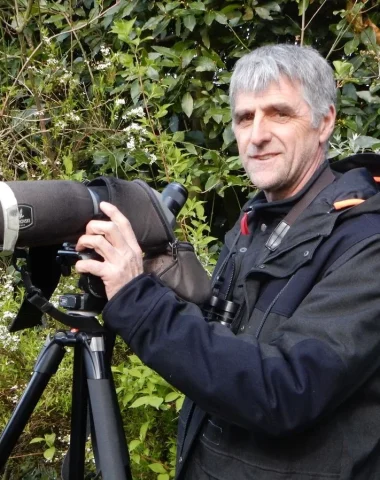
[0,337,65,471]
[61,343,89,480]
[83,335,132,480]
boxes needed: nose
[249,114,271,146]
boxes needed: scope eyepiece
[161,182,188,218]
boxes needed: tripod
[0,248,133,479]
[0,321,132,479]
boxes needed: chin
[249,176,279,191]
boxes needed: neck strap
[265,167,335,252]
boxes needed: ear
[319,104,336,144]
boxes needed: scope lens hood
[87,177,175,253]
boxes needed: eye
[275,110,288,118]
[237,112,254,126]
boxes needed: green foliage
[113,354,183,478]
[1,0,380,477]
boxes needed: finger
[75,234,120,264]
[75,258,105,277]
[100,202,141,253]
[84,220,128,252]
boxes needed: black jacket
[103,159,380,479]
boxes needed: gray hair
[229,44,336,127]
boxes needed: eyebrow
[233,102,297,122]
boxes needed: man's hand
[75,202,143,300]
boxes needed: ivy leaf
[158,475,170,480]
[181,92,194,117]
[129,439,141,451]
[139,421,150,441]
[176,395,185,412]
[130,395,164,409]
[149,463,166,474]
[165,392,181,402]
[183,14,196,31]
[43,447,55,461]
[45,433,56,447]
[30,437,45,444]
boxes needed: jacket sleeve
[102,235,380,436]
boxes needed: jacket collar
[226,156,379,269]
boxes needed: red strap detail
[240,212,249,235]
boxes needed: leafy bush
[1,0,380,478]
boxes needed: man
[75,45,380,479]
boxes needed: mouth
[250,153,280,161]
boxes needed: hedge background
[0,0,380,478]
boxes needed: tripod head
[11,247,106,332]
[57,243,107,316]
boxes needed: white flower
[122,107,145,119]
[123,123,148,135]
[0,325,20,352]
[18,161,28,170]
[94,61,112,71]
[100,45,111,56]
[127,138,136,150]
[65,112,81,122]
[115,98,126,106]
[56,120,67,129]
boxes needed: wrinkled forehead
[233,77,305,111]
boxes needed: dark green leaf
[146,66,159,80]
[355,135,380,149]
[142,15,165,30]
[201,29,210,49]
[184,14,196,31]
[357,91,380,104]
[223,125,235,146]
[204,11,215,25]
[344,37,359,56]
[360,27,377,47]
[255,7,272,20]
[195,57,216,72]
[215,13,228,24]
[181,50,196,68]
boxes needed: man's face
[232,76,335,201]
